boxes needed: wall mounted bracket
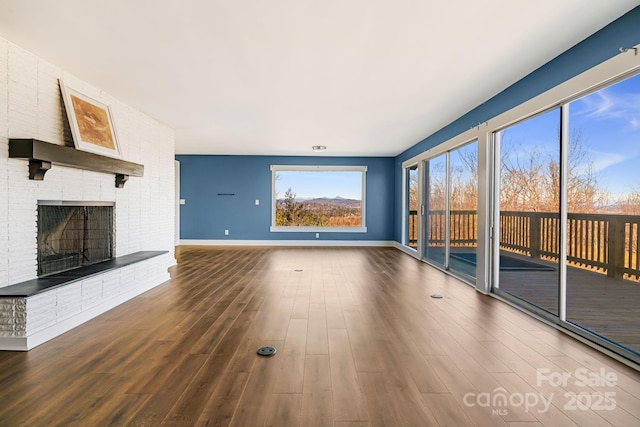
[28,159,52,180]
[115,174,129,188]
[9,139,143,188]
[619,47,638,55]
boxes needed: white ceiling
[0,1,637,157]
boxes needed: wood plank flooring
[0,246,639,426]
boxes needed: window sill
[270,226,367,233]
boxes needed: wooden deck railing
[408,209,478,248]
[408,210,418,248]
[423,210,478,246]
[408,210,640,281]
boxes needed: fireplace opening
[37,201,114,276]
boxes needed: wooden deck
[497,252,640,354]
[0,246,638,426]
[424,245,640,355]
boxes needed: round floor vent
[257,346,277,357]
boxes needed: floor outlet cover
[257,346,277,357]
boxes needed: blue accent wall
[176,155,395,241]
[392,6,640,242]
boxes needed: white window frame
[402,163,421,251]
[270,165,368,233]
[399,44,640,366]
[401,43,640,293]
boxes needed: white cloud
[590,151,626,173]
[576,88,640,130]
[571,149,627,177]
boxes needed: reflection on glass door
[423,142,478,280]
[424,155,447,266]
[448,141,478,279]
[406,165,419,250]
[495,109,561,316]
[565,74,640,356]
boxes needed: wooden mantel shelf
[8,138,144,188]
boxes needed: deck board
[498,253,640,353]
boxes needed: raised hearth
[0,250,171,351]
[0,251,167,297]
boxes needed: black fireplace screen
[37,204,114,276]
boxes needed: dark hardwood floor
[0,246,639,426]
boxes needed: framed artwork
[59,79,121,158]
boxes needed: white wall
[0,37,176,288]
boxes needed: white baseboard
[179,239,395,247]
[0,337,28,351]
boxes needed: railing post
[607,218,625,278]
[408,210,418,247]
[529,213,541,259]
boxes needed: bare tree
[500,130,610,213]
[419,130,610,214]
[426,160,447,211]
[408,167,419,211]
[617,187,640,214]
[450,148,478,211]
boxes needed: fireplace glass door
[37,203,114,276]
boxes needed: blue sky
[501,72,640,199]
[275,170,362,200]
[570,73,640,197]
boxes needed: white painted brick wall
[119,265,136,294]
[7,44,38,139]
[0,298,20,336]
[0,37,176,288]
[0,39,8,138]
[0,136,7,281]
[0,36,176,346]
[102,271,120,299]
[56,283,82,322]
[26,292,56,334]
[13,296,26,336]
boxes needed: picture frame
[59,79,121,158]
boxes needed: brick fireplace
[0,36,176,350]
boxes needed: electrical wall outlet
[316,233,320,239]
[224,229,229,236]
[255,199,260,205]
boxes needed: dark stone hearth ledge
[0,251,168,297]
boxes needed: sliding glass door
[492,72,640,362]
[448,142,478,279]
[399,69,640,362]
[424,155,447,266]
[405,165,419,250]
[494,109,561,316]
[421,142,478,280]
[565,74,640,356]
